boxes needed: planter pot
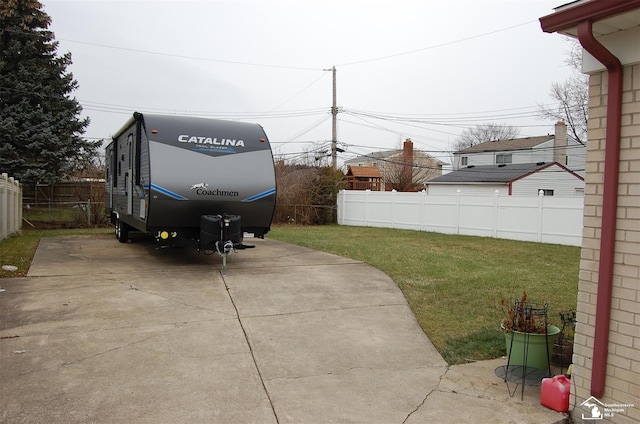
[504,325,560,370]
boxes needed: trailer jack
[215,240,234,274]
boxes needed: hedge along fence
[274,204,337,225]
[1,173,22,242]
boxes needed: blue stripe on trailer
[242,188,276,202]
[150,184,188,200]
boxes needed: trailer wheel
[115,219,129,243]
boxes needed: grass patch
[0,228,112,277]
[440,327,506,365]
[23,207,76,222]
[269,225,580,365]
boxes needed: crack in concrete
[2,280,115,294]
[123,282,236,317]
[263,364,436,382]
[402,364,450,424]
[9,320,253,380]
[240,302,409,319]
[220,271,280,424]
[6,317,236,339]
[13,325,178,378]
[78,246,91,261]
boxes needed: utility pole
[331,66,337,170]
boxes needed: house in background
[453,121,586,177]
[540,1,639,422]
[344,139,445,191]
[425,162,585,196]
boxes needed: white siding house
[425,162,585,196]
[454,122,586,177]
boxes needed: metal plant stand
[497,301,553,400]
[552,309,576,375]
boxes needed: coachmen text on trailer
[105,112,276,260]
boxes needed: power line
[3,23,581,159]
[80,100,329,119]
[276,115,332,147]
[3,18,535,72]
[51,36,326,72]
[336,21,536,67]
[343,106,566,124]
[350,104,546,117]
[266,71,331,113]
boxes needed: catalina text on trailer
[178,134,245,147]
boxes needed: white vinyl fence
[337,190,584,246]
[1,173,23,242]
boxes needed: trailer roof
[113,112,269,147]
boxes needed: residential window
[461,156,468,166]
[539,189,554,196]
[496,153,512,164]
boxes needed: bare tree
[538,39,588,145]
[380,156,441,192]
[453,123,521,151]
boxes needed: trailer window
[117,141,123,178]
[127,133,133,165]
[112,141,118,187]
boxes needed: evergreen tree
[0,0,97,185]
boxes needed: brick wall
[572,63,640,423]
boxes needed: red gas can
[541,375,571,412]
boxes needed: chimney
[553,121,568,165]
[402,138,413,186]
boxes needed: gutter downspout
[576,20,623,399]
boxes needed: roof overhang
[540,0,640,72]
[540,0,640,36]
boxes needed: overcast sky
[41,0,576,167]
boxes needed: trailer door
[126,134,133,215]
[106,144,113,209]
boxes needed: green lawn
[0,224,580,365]
[268,225,580,365]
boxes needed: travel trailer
[105,112,276,253]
